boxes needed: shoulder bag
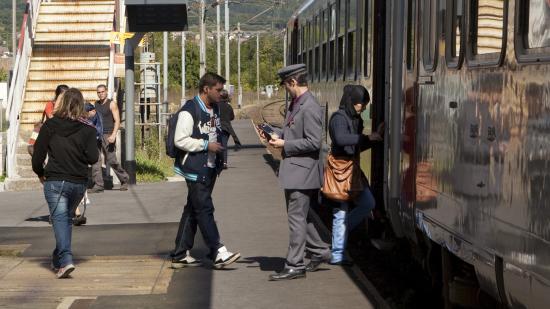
[321,153,367,202]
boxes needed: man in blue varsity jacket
[170,72,241,269]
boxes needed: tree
[0,67,7,82]
[141,31,284,96]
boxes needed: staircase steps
[6,0,115,191]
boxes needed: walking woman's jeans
[331,187,375,263]
[44,180,86,268]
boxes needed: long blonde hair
[53,88,87,120]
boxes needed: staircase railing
[5,0,41,178]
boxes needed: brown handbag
[321,153,367,202]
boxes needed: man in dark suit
[267,64,331,281]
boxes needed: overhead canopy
[126,0,188,32]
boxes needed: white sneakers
[56,264,75,279]
[213,246,241,269]
[171,248,240,269]
[171,251,203,268]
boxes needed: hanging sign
[110,32,135,45]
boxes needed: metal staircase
[5,0,115,191]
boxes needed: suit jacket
[276,91,323,190]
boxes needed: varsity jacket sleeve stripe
[174,110,208,152]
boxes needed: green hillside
[0,0,26,52]
[188,0,302,32]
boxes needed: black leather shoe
[305,260,325,272]
[269,268,306,281]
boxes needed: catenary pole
[181,32,186,105]
[225,0,230,90]
[237,22,241,109]
[12,0,15,54]
[256,34,260,103]
[199,0,206,76]
[216,3,221,74]
[163,32,168,125]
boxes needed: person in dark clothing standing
[170,73,240,269]
[267,64,331,281]
[89,84,129,192]
[218,89,241,168]
[327,85,383,265]
[32,88,99,278]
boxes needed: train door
[395,0,421,241]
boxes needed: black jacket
[217,101,235,133]
[32,117,99,184]
[328,109,375,157]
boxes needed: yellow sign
[110,32,135,45]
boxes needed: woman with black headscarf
[326,84,383,265]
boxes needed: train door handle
[449,101,458,109]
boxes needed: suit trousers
[171,170,223,260]
[284,189,331,270]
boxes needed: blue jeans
[331,187,375,263]
[44,180,86,268]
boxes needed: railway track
[260,99,286,127]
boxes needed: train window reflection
[329,5,336,79]
[406,0,416,71]
[337,0,345,76]
[314,15,320,81]
[309,20,313,79]
[322,9,328,79]
[445,0,464,68]
[472,0,504,55]
[421,0,438,71]
[347,0,357,78]
[451,0,463,58]
[526,0,550,48]
[349,0,357,30]
[363,0,371,77]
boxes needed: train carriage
[286,0,550,307]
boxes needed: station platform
[0,120,385,309]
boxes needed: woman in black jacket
[327,85,383,265]
[32,88,99,278]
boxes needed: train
[285,0,550,308]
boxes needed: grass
[0,174,5,182]
[135,128,175,183]
[136,151,174,182]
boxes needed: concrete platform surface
[0,120,382,309]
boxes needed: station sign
[126,0,188,32]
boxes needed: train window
[305,24,308,66]
[445,0,465,68]
[308,20,314,79]
[329,4,336,80]
[466,0,507,67]
[314,15,320,81]
[302,24,306,65]
[406,0,416,71]
[346,0,357,79]
[363,0,371,77]
[515,0,550,63]
[321,9,328,79]
[525,0,550,48]
[421,0,438,72]
[337,0,345,77]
